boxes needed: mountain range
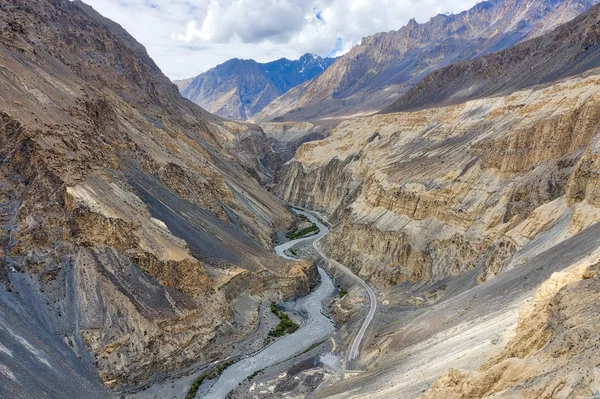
[254,0,599,122]
[175,54,336,121]
[386,3,600,112]
[4,0,600,398]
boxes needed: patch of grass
[286,223,319,240]
[289,248,298,256]
[186,359,237,399]
[268,302,299,338]
[338,289,348,298]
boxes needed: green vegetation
[289,248,298,256]
[298,339,328,356]
[270,302,278,314]
[268,302,299,337]
[286,223,319,240]
[339,289,348,298]
[186,359,237,399]
[247,368,265,381]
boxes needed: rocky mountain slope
[256,0,598,122]
[260,121,330,163]
[175,54,335,121]
[0,1,315,398]
[273,4,600,395]
[387,2,600,112]
[275,69,600,289]
[422,261,600,398]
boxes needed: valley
[203,208,377,399]
[3,0,600,398]
[203,210,337,398]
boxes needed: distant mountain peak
[175,53,336,121]
[386,1,600,112]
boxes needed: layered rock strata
[0,1,313,396]
[275,70,600,289]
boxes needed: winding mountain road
[201,208,377,397]
[299,209,377,371]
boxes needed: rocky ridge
[256,0,598,122]
[278,66,600,399]
[275,69,600,288]
[387,1,600,112]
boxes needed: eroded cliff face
[0,1,311,396]
[260,121,330,164]
[276,70,600,289]
[424,262,600,398]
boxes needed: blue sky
[81,0,482,80]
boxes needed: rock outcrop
[423,263,600,399]
[0,1,313,397]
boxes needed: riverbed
[200,209,336,398]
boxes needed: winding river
[200,209,336,398]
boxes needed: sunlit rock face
[275,70,600,288]
[423,262,600,399]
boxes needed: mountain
[275,51,600,399]
[269,3,600,397]
[386,2,600,112]
[255,0,599,122]
[175,53,336,121]
[0,1,316,397]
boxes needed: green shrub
[186,359,237,399]
[247,368,264,381]
[339,289,348,298]
[268,302,299,338]
[286,223,319,240]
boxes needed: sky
[81,0,482,80]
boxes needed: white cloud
[175,0,309,43]
[81,0,482,80]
